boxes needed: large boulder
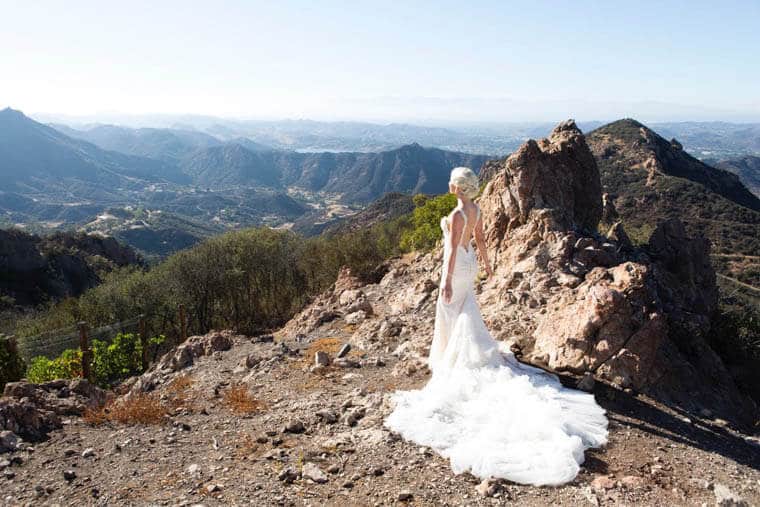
[479,120,602,253]
[476,120,755,424]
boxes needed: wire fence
[15,306,188,366]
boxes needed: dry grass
[164,374,196,413]
[304,336,344,356]
[84,392,168,426]
[296,336,364,368]
[222,383,267,414]
[234,434,261,458]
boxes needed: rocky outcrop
[0,379,107,447]
[478,120,602,249]
[476,120,755,424]
[128,330,238,394]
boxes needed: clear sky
[2,0,759,123]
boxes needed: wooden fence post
[139,314,147,371]
[78,321,90,381]
[179,304,187,343]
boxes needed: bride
[383,167,609,486]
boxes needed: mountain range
[0,108,491,256]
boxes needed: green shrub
[400,193,457,252]
[91,332,165,387]
[0,335,26,390]
[26,349,82,383]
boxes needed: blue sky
[1,0,759,122]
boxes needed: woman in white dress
[384,167,609,486]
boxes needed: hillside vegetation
[587,119,760,287]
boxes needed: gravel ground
[1,328,758,507]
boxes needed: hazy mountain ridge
[707,155,760,198]
[177,142,488,203]
[50,123,225,162]
[42,113,760,159]
[0,108,188,199]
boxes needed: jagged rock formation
[474,120,755,424]
[0,379,106,446]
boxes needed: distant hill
[49,123,225,162]
[0,228,142,308]
[650,121,760,159]
[707,155,760,198]
[0,108,188,201]
[586,119,760,286]
[179,144,283,188]
[180,143,489,203]
[291,192,415,236]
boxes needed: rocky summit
[0,121,758,506]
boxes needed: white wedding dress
[383,204,608,486]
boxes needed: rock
[277,467,298,484]
[479,119,602,233]
[283,419,306,434]
[252,334,274,343]
[327,464,341,474]
[334,358,359,368]
[68,379,107,408]
[81,448,95,458]
[302,462,328,484]
[476,478,499,497]
[477,120,754,424]
[333,266,363,294]
[0,399,61,442]
[713,483,748,507]
[577,373,595,392]
[168,346,194,371]
[0,432,19,454]
[591,475,615,492]
[397,490,413,501]
[620,475,645,488]
[204,331,234,353]
[314,351,330,367]
[601,192,619,225]
[336,343,351,358]
[343,407,366,427]
[606,221,633,251]
[205,483,222,494]
[2,382,36,399]
[187,464,201,476]
[242,354,261,369]
[316,409,338,424]
[63,470,77,482]
[344,311,366,324]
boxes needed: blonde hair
[449,167,479,199]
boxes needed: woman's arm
[474,211,494,277]
[443,210,464,303]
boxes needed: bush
[26,349,82,383]
[400,193,457,252]
[0,335,26,390]
[91,332,166,387]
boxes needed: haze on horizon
[2,0,759,124]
